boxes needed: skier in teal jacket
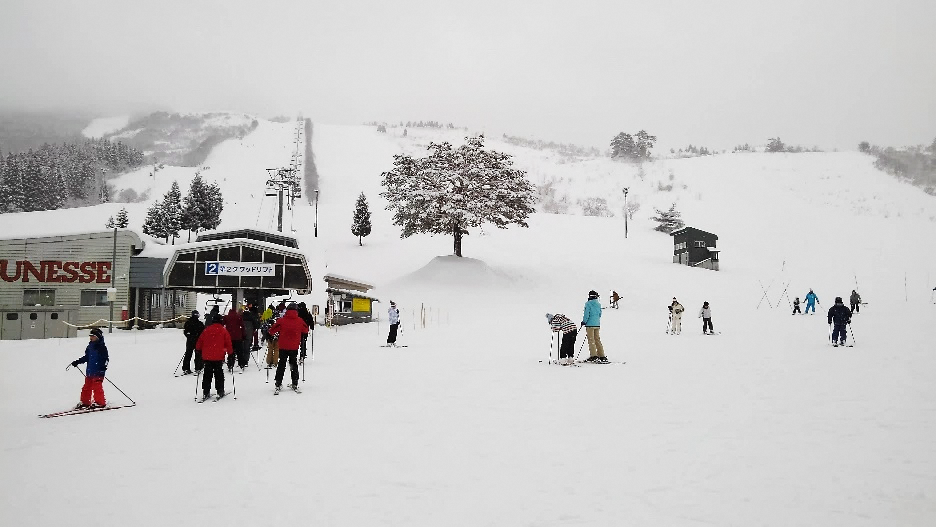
[804,289,819,314]
[581,290,608,363]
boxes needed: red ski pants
[80,376,106,406]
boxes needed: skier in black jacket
[182,310,205,373]
[827,297,852,347]
[297,302,315,362]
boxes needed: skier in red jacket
[269,305,309,393]
[195,317,234,401]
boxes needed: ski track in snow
[1,118,936,526]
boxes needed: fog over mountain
[1,0,934,151]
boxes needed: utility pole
[623,187,630,239]
[109,226,116,333]
[314,189,319,237]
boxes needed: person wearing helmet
[804,289,819,314]
[182,310,205,374]
[581,290,608,363]
[827,296,852,346]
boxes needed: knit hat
[835,296,843,303]
[390,300,396,306]
[89,328,104,338]
[588,290,599,299]
[545,313,553,323]
[191,310,199,317]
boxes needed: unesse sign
[0,260,112,284]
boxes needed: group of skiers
[173,300,315,400]
[545,290,609,365]
[793,289,862,316]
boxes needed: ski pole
[103,375,137,405]
[848,323,857,346]
[549,332,554,364]
[230,361,236,399]
[575,331,588,361]
[251,350,263,371]
[828,323,833,344]
[173,353,184,376]
[302,356,305,382]
[194,368,201,402]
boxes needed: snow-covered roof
[323,273,375,290]
[326,287,381,302]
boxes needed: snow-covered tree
[651,203,685,233]
[161,181,183,243]
[380,135,536,257]
[115,207,130,228]
[181,174,208,241]
[142,200,168,239]
[610,132,636,159]
[766,137,786,153]
[351,192,372,246]
[203,181,224,231]
[634,130,657,160]
[105,216,115,229]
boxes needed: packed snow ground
[1,118,935,526]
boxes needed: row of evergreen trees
[610,130,657,160]
[0,138,144,213]
[142,174,223,243]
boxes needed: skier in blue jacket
[581,290,608,363]
[804,289,819,314]
[69,328,109,409]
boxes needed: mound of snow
[390,255,517,289]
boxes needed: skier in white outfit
[387,301,401,346]
[668,298,684,334]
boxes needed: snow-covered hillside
[1,116,935,526]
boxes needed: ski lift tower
[265,167,299,233]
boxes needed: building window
[694,241,706,248]
[151,292,161,308]
[23,289,55,306]
[81,290,109,307]
[176,294,185,307]
[339,296,352,313]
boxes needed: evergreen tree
[766,137,786,153]
[115,207,130,228]
[203,181,224,231]
[651,203,685,233]
[181,174,209,241]
[105,216,116,229]
[0,153,26,213]
[380,135,535,257]
[351,192,372,246]
[142,200,168,239]
[634,130,657,159]
[162,181,183,243]
[610,132,636,159]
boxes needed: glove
[71,360,78,367]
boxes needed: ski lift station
[0,228,312,340]
[671,227,720,271]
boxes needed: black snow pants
[702,318,714,333]
[202,360,225,397]
[275,349,299,387]
[387,323,399,344]
[559,329,577,358]
[183,337,203,372]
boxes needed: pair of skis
[197,393,232,403]
[274,385,302,395]
[39,403,135,419]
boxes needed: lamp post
[109,225,116,333]
[623,187,630,239]
[314,189,319,237]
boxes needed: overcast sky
[1,0,933,151]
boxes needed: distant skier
[581,290,608,363]
[269,305,309,393]
[223,308,246,373]
[668,298,684,335]
[827,296,852,347]
[195,316,234,401]
[387,301,401,347]
[69,328,109,409]
[792,297,802,315]
[804,289,819,314]
[182,310,205,375]
[611,291,621,309]
[849,290,861,314]
[546,313,578,365]
[698,301,714,335]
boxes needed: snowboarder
[269,305,309,393]
[698,301,714,334]
[546,313,578,365]
[223,308,246,373]
[792,297,802,315]
[804,289,819,314]
[195,316,233,401]
[668,298,684,334]
[297,302,315,362]
[581,290,607,363]
[849,290,861,314]
[610,291,621,309]
[69,328,109,409]
[182,310,205,374]
[827,296,852,347]
[387,301,401,347]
